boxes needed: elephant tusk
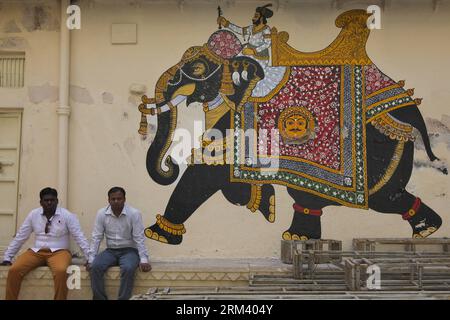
[232,71,240,86]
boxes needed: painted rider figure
[217,4,287,98]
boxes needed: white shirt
[227,23,272,56]
[3,207,90,262]
[89,204,150,264]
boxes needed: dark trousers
[90,247,140,300]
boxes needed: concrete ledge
[0,258,291,300]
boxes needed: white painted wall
[1,0,449,259]
[0,0,60,231]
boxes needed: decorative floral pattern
[364,64,396,96]
[364,64,415,121]
[207,30,243,59]
[257,66,341,170]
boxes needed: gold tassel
[220,62,235,95]
[415,98,423,106]
[398,80,405,87]
[138,112,148,136]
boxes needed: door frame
[0,108,23,237]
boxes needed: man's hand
[85,262,91,271]
[242,47,257,55]
[139,263,152,272]
[0,260,12,266]
[217,16,229,27]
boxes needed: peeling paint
[426,117,450,135]
[129,83,147,95]
[414,117,450,151]
[21,5,59,32]
[70,85,94,105]
[102,92,114,104]
[414,157,448,174]
[128,95,140,105]
[28,83,58,104]
[0,37,28,49]
[441,115,450,129]
[3,20,21,33]
[412,116,449,174]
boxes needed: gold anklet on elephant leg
[156,214,186,235]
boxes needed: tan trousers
[5,248,72,300]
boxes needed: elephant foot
[144,214,186,245]
[403,198,442,239]
[282,231,309,241]
[412,227,438,239]
[410,216,441,239]
[283,204,322,240]
[145,224,182,245]
[247,184,275,223]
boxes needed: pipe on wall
[57,0,71,207]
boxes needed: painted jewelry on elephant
[371,113,415,142]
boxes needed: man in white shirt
[87,187,151,300]
[0,187,90,300]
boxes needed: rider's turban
[256,3,273,19]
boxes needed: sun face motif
[278,106,315,145]
[284,115,308,139]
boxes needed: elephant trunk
[146,105,179,185]
[144,64,188,185]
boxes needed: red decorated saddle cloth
[230,64,415,209]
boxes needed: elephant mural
[137,10,446,245]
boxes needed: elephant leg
[283,188,340,240]
[221,183,276,223]
[370,189,442,238]
[145,164,228,245]
[369,139,442,238]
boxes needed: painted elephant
[138,10,445,245]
